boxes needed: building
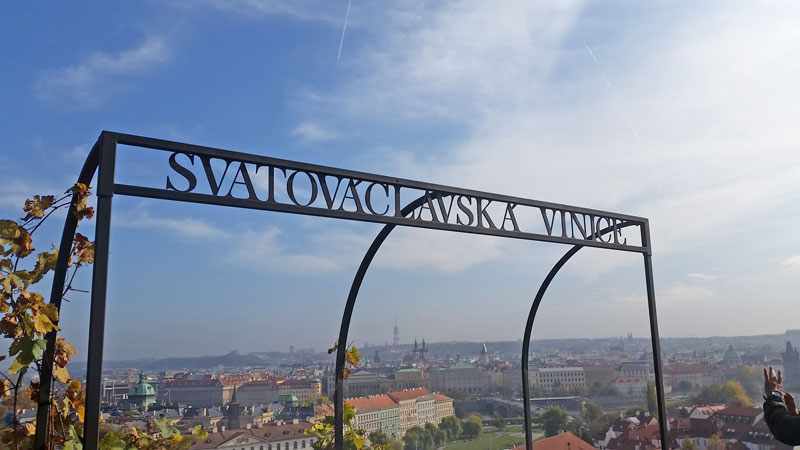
[278,379,322,404]
[347,395,401,440]
[161,374,227,407]
[238,380,280,407]
[126,372,157,410]
[429,365,487,396]
[530,367,586,394]
[189,420,316,450]
[612,377,648,397]
[387,389,437,435]
[432,393,454,425]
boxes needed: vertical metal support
[521,222,635,450]
[642,224,670,449]
[334,196,429,450]
[83,133,117,450]
[34,141,101,450]
[522,245,581,450]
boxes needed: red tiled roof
[346,395,398,412]
[387,388,432,402]
[432,393,452,403]
[715,406,762,418]
[511,432,598,450]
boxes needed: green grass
[442,434,525,450]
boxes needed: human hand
[765,366,784,394]
[785,393,799,416]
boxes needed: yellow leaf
[25,422,36,436]
[54,365,70,383]
[33,310,58,334]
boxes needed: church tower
[227,386,241,430]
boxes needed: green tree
[678,380,693,392]
[542,407,569,437]
[461,414,482,439]
[581,402,604,423]
[492,411,505,430]
[370,430,390,445]
[438,416,462,442]
[646,382,658,416]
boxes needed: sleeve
[763,396,800,445]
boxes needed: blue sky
[2,1,800,360]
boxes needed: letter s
[166,152,197,192]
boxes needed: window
[294,442,298,449]
[302,440,306,448]
[278,444,281,450]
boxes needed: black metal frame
[34,131,669,450]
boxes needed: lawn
[442,433,527,450]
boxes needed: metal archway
[34,131,667,450]
[519,222,668,450]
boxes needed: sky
[2,1,800,361]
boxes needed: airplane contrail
[337,0,352,63]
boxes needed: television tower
[393,315,399,348]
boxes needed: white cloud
[37,36,169,106]
[291,1,800,280]
[115,206,227,240]
[291,122,338,143]
[782,255,800,271]
[687,273,717,281]
[658,284,716,305]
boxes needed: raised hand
[765,366,784,393]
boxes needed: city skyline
[2,2,800,361]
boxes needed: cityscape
[3,2,800,450]
[6,326,792,449]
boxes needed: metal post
[642,231,670,449]
[34,140,101,450]
[521,223,635,450]
[335,196,429,450]
[83,133,116,450]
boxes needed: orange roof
[432,393,452,403]
[346,395,398,412]
[388,388,432,402]
[512,432,598,450]
[716,406,762,417]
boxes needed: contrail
[584,43,612,88]
[337,0,352,63]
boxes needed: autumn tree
[681,438,699,450]
[0,186,206,450]
[706,433,726,450]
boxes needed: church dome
[723,345,740,360]
[129,372,156,397]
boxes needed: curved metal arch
[520,222,668,450]
[34,139,101,450]
[334,194,435,450]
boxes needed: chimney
[212,425,218,433]
[257,422,264,428]
[293,418,299,424]
[221,425,226,432]
[247,423,252,430]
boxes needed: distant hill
[79,351,269,371]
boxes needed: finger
[779,370,783,384]
[765,368,770,381]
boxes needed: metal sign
[36,131,670,450]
